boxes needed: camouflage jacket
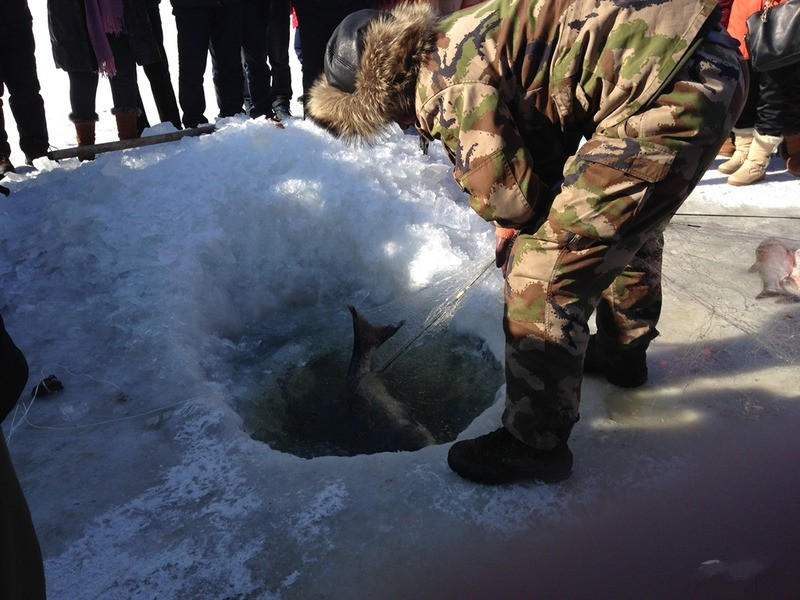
[415,0,720,228]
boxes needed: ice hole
[230,322,502,458]
[225,259,503,458]
[248,329,500,457]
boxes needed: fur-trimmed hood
[305,2,439,144]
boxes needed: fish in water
[748,237,800,299]
[345,305,436,452]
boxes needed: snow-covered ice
[2,4,799,599]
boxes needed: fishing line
[675,212,800,220]
[4,363,198,444]
[376,256,496,374]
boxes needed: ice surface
[1,4,799,599]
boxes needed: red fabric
[727,0,786,60]
[717,0,734,27]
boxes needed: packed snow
[2,3,799,599]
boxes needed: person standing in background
[47,0,162,154]
[170,0,245,128]
[290,0,375,108]
[267,0,294,120]
[0,0,50,176]
[136,0,182,134]
[242,0,277,120]
[719,0,800,185]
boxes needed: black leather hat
[324,9,391,93]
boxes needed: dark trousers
[137,2,181,132]
[241,0,294,116]
[68,34,139,121]
[294,26,303,65]
[174,5,244,128]
[268,0,293,107]
[0,0,49,161]
[291,0,373,97]
[242,0,274,117]
[735,61,800,136]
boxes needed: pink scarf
[84,0,125,77]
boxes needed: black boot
[0,156,15,178]
[583,334,648,387]
[447,428,573,485]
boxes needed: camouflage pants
[502,35,748,450]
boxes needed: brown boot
[784,133,800,177]
[718,127,753,174]
[718,136,735,157]
[727,131,783,186]
[114,111,140,141]
[73,120,96,161]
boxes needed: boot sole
[447,444,573,485]
[605,370,648,388]
[728,174,765,186]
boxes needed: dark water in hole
[241,330,503,458]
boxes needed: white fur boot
[718,127,754,174]
[727,130,782,186]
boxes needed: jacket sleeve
[0,314,28,422]
[419,82,551,229]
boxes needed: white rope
[4,363,198,444]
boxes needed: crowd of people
[0,1,382,177]
[0,0,483,181]
[1,0,797,187]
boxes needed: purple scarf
[84,0,125,77]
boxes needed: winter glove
[494,226,518,276]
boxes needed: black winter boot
[583,334,648,387]
[0,156,15,178]
[447,428,573,485]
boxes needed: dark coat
[1,315,46,600]
[0,314,27,422]
[48,0,162,72]
[0,0,33,42]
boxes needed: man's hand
[494,227,518,275]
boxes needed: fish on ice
[748,237,800,299]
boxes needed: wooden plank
[46,124,217,161]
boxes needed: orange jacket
[727,0,787,59]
